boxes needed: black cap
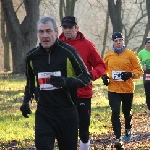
[61,16,77,27]
[112,32,123,41]
[145,37,150,45]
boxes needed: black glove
[121,72,133,81]
[101,74,109,86]
[20,103,32,118]
[50,76,67,88]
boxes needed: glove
[121,72,133,81]
[101,74,109,86]
[20,103,32,118]
[50,76,67,88]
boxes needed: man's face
[62,25,79,39]
[38,22,58,51]
[146,40,150,51]
[113,38,124,50]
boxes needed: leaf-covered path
[87,105,150,150]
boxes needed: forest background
[0,0,150,149]
[0,0,150,73]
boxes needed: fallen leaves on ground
[2,114,150,150]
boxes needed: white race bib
[112,70,125,81]
[145,74,150,80]
[38,71,61,90]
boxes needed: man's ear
[76,25,79,31]
[56,30,59,37]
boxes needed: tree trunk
[65,0,76,16]
[59,0,65,21]
[108,0,123,32]
[146,0,150,29]
[1,0,40,73]
[101,9,109,58]
[4,33,10,71]
[1,3,10,71]
[59,0,77,22]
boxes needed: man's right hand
[101,74,109,86]
[20,103,32,118]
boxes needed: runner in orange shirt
[102,32,143,148]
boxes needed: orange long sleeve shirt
[104,48,143,93]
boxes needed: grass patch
[0,74,35,148]
[0,75,148,149]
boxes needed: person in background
[59,16,106,150]
[20,16,92,150]
[138,37,150,116]
[101,32,143,148]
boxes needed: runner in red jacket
[59,16,106,150]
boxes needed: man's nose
[43,31,49,37]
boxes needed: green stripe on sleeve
[67,58,76,77]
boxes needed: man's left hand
[121,72,133,81]
[50,76,67,87]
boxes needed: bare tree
[59,0,78,21]
[1,3,10,71]
[107,0,149,52]
[122,0,149,52]
[146,0,150,30]
[135,0,150,53]
[59,0,65,21]
[75,0,149,56]
[1,0,40,73]
[108,0,123,32]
